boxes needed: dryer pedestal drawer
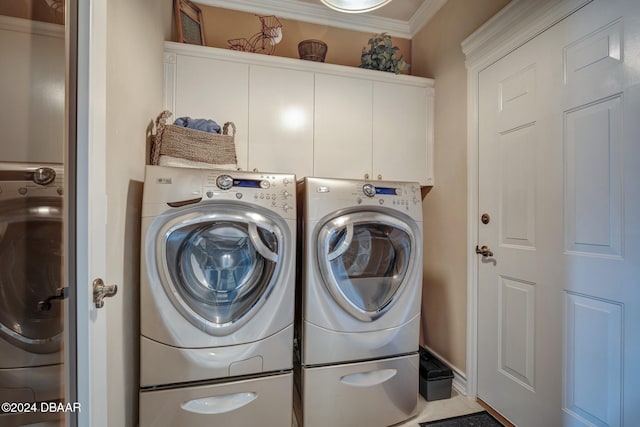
[299,353,419,427]
[139,372,292,427]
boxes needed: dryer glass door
[161,208,283,334]
[317,211,416,322]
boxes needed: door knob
[475,245,494,257]
[93,278,118,308]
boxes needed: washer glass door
[159,205,285,334]
[0,197,63,354]
[317,211,417,322]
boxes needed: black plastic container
[419,348,453,401]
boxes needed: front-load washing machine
[295,177,423,427]
[0,162,65,426]
[139,166,295,427]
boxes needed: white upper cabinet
[165,52,250,169]
[314,73,373,179]
[373,81,431,184]
[248,65,314,178]
[163,42,434,185]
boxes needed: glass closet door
[0,1,67,425]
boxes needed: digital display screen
[375,187,398,195]
[233,179,261,188]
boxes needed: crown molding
[462,0,592,70]
[409,0,447,37]
[196,0,412,38]
[0,14,64,38]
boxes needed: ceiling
[196,0,449,38]
[295,0,425,21]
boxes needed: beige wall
[105,0,172,425]
[196,5,411,71]
[412,0,510,374]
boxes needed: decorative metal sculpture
[228,15,283,55]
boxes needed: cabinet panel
[372,82,429,184]
[248,65,314,178]
[313,73,372,180]
[173,55,249,169]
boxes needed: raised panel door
[477,1,640,426]
[478,27,563,426]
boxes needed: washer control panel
[0,165,64,199]
[204,171,295,216]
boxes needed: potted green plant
[359,33,410,74]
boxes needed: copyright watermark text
[1,401,81,414]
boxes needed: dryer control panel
[303,177,422,222]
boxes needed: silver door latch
[93,278,118,308]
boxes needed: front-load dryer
[295,177,423,427]
[0,162,65,426]
[139,166,295,427]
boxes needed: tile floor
[293,388,485,427]
[395,389,485,426]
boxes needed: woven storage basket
[298,39,327,62]
[151,110,237,167]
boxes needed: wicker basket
[298,39,327,62]
[151,110,237,167]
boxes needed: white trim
[75,0,109,425]
[408,0,447,37]
[425,87,435,186]
[462,0,592,400]
[462,0,592,69]
[196,0,411,38]
[164,41,434,87]
[451,367,468,397]
[0,14,64,38]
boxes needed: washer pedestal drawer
[140,372,292,427]
[298,353,419,427]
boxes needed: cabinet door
[372,82,429,184]
[313,73,372,180]
[248,65,314,178]
[173,55,249,169]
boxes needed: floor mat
[420,410,503,427]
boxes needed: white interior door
[476,1,640,426]
[66,0,109,425]
[477,18,563,426]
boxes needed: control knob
[362,183,376,198]
[33,167,56,185]
[216,174,233,190]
